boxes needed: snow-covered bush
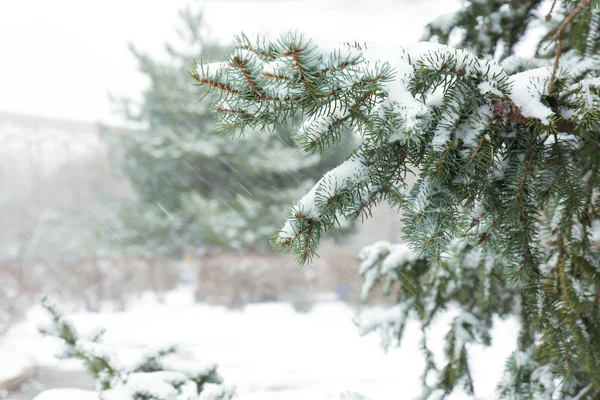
[37,297,235,400]
[194,253,318,308]
[0,255,181,336]
[193,0,600,397]
[18,257,179,313]
[193,252,364,309]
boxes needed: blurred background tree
[98,5,354,259]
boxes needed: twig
[555,87,582,107]
[547,0,594,45]
[548,38,563,93]
[547,0,593,93]
[546,0,559,21]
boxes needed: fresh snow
[0,345,33,388]
[279,154,369,235]
[455,105,492,149]
[452,312,480,361]
[407,42,505,79]
[33,389,98,400]
[427,13,458,36]
[591,220,600,243]
[477,82,503,97]
[2,288,519,400]
[411,178,432,214]
[120,371,187,399]
[356,241,421,302]
[356,304,408,343]
[197,62,232,81]
[197,383,236,400]
[342,42,506,151]
[432,94,463,151]
[381,243,419,274]
[326,392,371,400]
[299,107,349,146]
[507,67,554,124]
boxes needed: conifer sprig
[39,297,232,399]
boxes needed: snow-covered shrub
[37,297,235,400]
[194,253,321,308]
[27,257,180,312]
[0,256,181,337]
[193,251,373,308]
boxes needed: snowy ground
[1,288,519,400]
[0,345,34,395]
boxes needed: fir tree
[192,1,600,398]
[38,296,235,400]
[100,5,352,258]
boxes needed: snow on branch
[355,304,410,350]
[195,30,600,396]
[195,32,596,264]
[507,67,554,124]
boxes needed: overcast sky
[0,0,459,124]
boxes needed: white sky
[0,0,459,124]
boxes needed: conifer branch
[549,38,563,94]
[39,297,230,398]
[239,44,276,60]
[546,0,559,21]
[231,56,261,95]
[260,71,293,81]
[547,0,594,92]
[195,28,600,398]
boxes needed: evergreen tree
[193,1,600,398]
[38,296,235,400]
[100,5,352,258]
